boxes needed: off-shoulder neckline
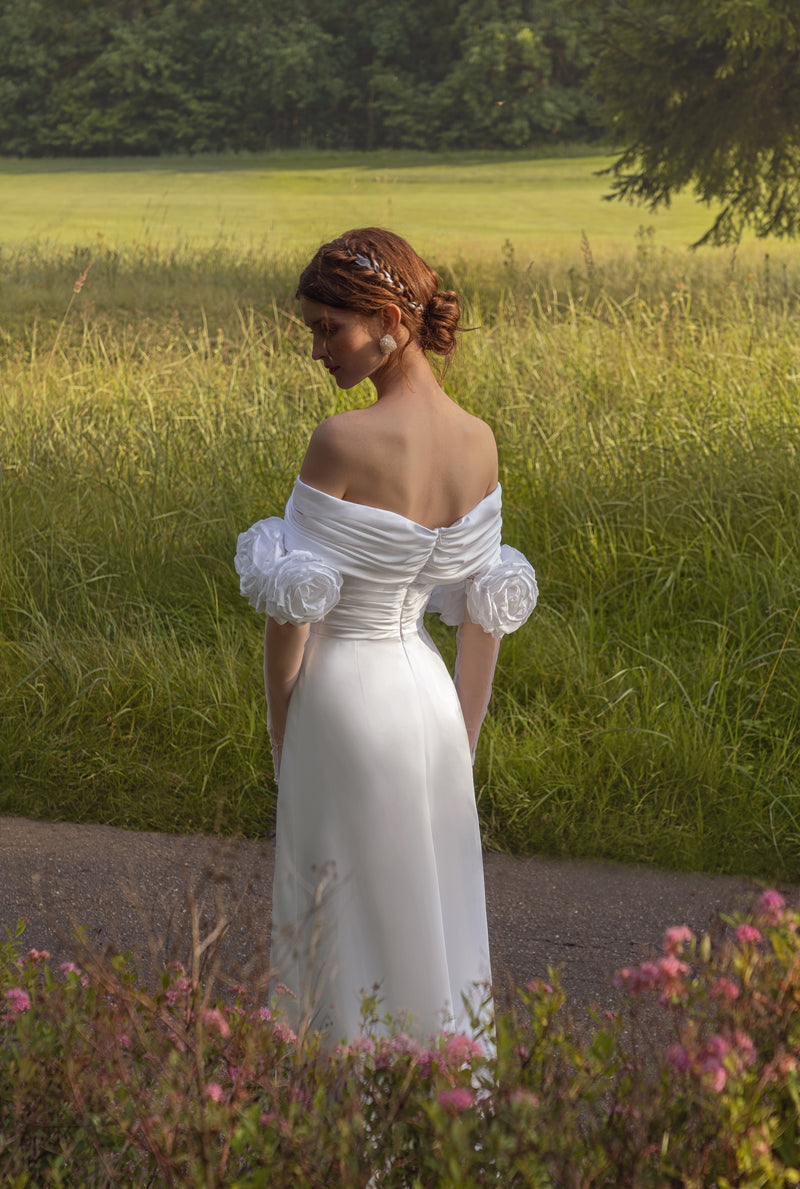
[293,478,501,533]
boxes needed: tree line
[4,0,799,245]
[0,0,602,156]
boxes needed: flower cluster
[1,890,798,1187]
[3,987,31,1022]
[614,923,693,1004]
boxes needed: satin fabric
[270,479,501,1041]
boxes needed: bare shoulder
[299,410,363,496]
[460,409,498,492]
[470,411,498,453]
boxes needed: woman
[235,228,537,1042]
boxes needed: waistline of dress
[310,621,425,642]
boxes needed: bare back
[300,387,498,530]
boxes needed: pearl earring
[379,334,397,356]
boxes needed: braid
[345,248,424,311]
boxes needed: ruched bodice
[283,479,503,639]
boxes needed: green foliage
[594,0,800,243]
[435,0,601,149]
[2,892,800,1184]
[0,0,600,155]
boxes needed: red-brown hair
[296,228,460,359]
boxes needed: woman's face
[300,297,385,389]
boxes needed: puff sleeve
[465,545,538,637]
[234,517,343,624]
[428,545,538,637]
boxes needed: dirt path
[1,815,770,1011]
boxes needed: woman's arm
[454,619,502,762]
[264,617,309,778]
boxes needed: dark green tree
[434,0,599,149]
[593,0,800,244]
[0,0,600,155]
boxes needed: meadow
[1,151,799,880]
[1,148,721,256]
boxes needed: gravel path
[1,815,772,1011]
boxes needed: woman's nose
[311,335,328,360]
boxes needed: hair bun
[420,289,460,358]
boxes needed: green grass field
[0,148,734,256]
[2,151,799,880]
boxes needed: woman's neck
[371,343,438,402]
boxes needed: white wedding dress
[236,478,537,1042]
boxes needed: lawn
[1,148,725,256]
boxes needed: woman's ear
[380,303,403,337]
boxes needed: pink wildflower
[5,987,31,1013]
[711,976,739,1001]
[525,978,554,994]
[272,1021,297,1045]
[27,949,50,964]
[166,976,192,1006]
[693,1035,731,1091]
[614,961,660,995]
[756,889,786,923]
[257,1005,271,1022]
[733,1031,756,1067]
[347,1035,374,1055]
[663,925,693,955]
[699,1058,727,1092]
[417,1048,441,1078]
[390,1032,420,1057]
[374,1032,420,1070]
[443,1032,483,1067]
[657,955,689,981]
[438,1087,473,1113]
[666,1045,692,1074]
[736,923,762,945]
[201,1008,231,1038]
[60,962,82,976]
[706,1034,731,1061]
[206,1082,225,1103]
[118,1033,133,1050]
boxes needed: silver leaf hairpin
[346,248,423,310]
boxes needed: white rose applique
[234,518,342,623]
[466,546,538,637]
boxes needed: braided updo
[296,228,460,359]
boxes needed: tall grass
[2,239,799,878]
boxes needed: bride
[235,228,537,1042]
